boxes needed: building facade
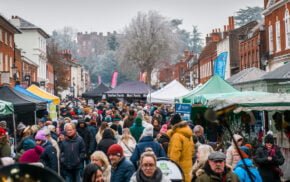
[10,16,50,88]
[0,14,21,86]
[263,0,290,71]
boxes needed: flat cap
[208,151,226,161]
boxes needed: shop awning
[27,85,60,105]
[14,85,52,103]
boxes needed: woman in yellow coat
[167,114,194,182]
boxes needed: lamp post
[12,43,19,85]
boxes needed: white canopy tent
[147,80,190,104]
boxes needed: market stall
[147,80,189,104]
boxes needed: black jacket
[254,145,285,182]
[40,141,58,172]
[96,129,117,154]
[77,122,94,156]
[59,134,86,170]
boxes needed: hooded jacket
[167,121,194,182]
[40,140,58,172]
[96,129,117,154]
[130,118,145,142]
[130,136,166,168]
[226,134,243,168]
[234,158,262,182]
[77,121,94,156]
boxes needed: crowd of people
[0,99,287,182]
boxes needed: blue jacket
[59,134,86,170]
[234,158,262,182]
[111,157,135,182]
[130,136,167,168]
[40,141,58,172]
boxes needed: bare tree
[118,11,181,85]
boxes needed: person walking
[83,163,104,182]
[96,128,117,154]
[34,129,58,172]
[108,144,135,182]
[226,134,244,169]
[195,151,239,182]
[130,124,166,168]
[59,123,86,182]
[234,146,262,182]
[254,134,285,182]
[90,151,111,182]
[129,117,144,142]
[130,149,170,182]
[191,144,214,181]
[118,128,136,159]
[167,114,194,182]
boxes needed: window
[5,32,8,45]
[9,35,13,47]
[0,53,3,71]
[5,55,8,71]
[285,9,290,49]
[276,20,281,52]
[9,57,12,77]
[0,28,2,42]
[269,25,274,54]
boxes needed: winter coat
[0,137,11,158]
[226,134,243,168]
[77,123,94,156]
[130,167,171,182]
[111,157,135,182]
[118,137,136,159]
[157,133,170,154]
[167,121,194,182]
[59,134,86,170]
[195,162,239,182]
[130,136,166,168]
[254,145,285,182]
[40,140,58,172]
[16,135,34,153]
[96,129,117,154]
[87,124,98,150]
[130,120,144,142]
[234,158,262,182]
[123,116,135,128]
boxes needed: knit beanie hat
[107,144,123,157]
[19,145,44,163]
[265,134,274,144]
[0,120,7,129]
[17,122,26,132]
[23,139,36,151]
[171,113,182,126]
[104,116,112,122]
[160,124,168,134]
[0,128,6,137]
[35,130,47,141]
[239,146,250,158]
[142,124,153,137]
[135,117,142,126]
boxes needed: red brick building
[239,22,267,70]
[0,14,21,86]
[46,62,54,93]
[263,0,290,71]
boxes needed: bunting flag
[111,70,118,88]
[98,75,102,85]
[213,52,228,79]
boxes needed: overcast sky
[0,0,262,37]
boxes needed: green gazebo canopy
[180,75,240,104]
[0,99,14,116]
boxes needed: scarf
[136,168,163,182]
